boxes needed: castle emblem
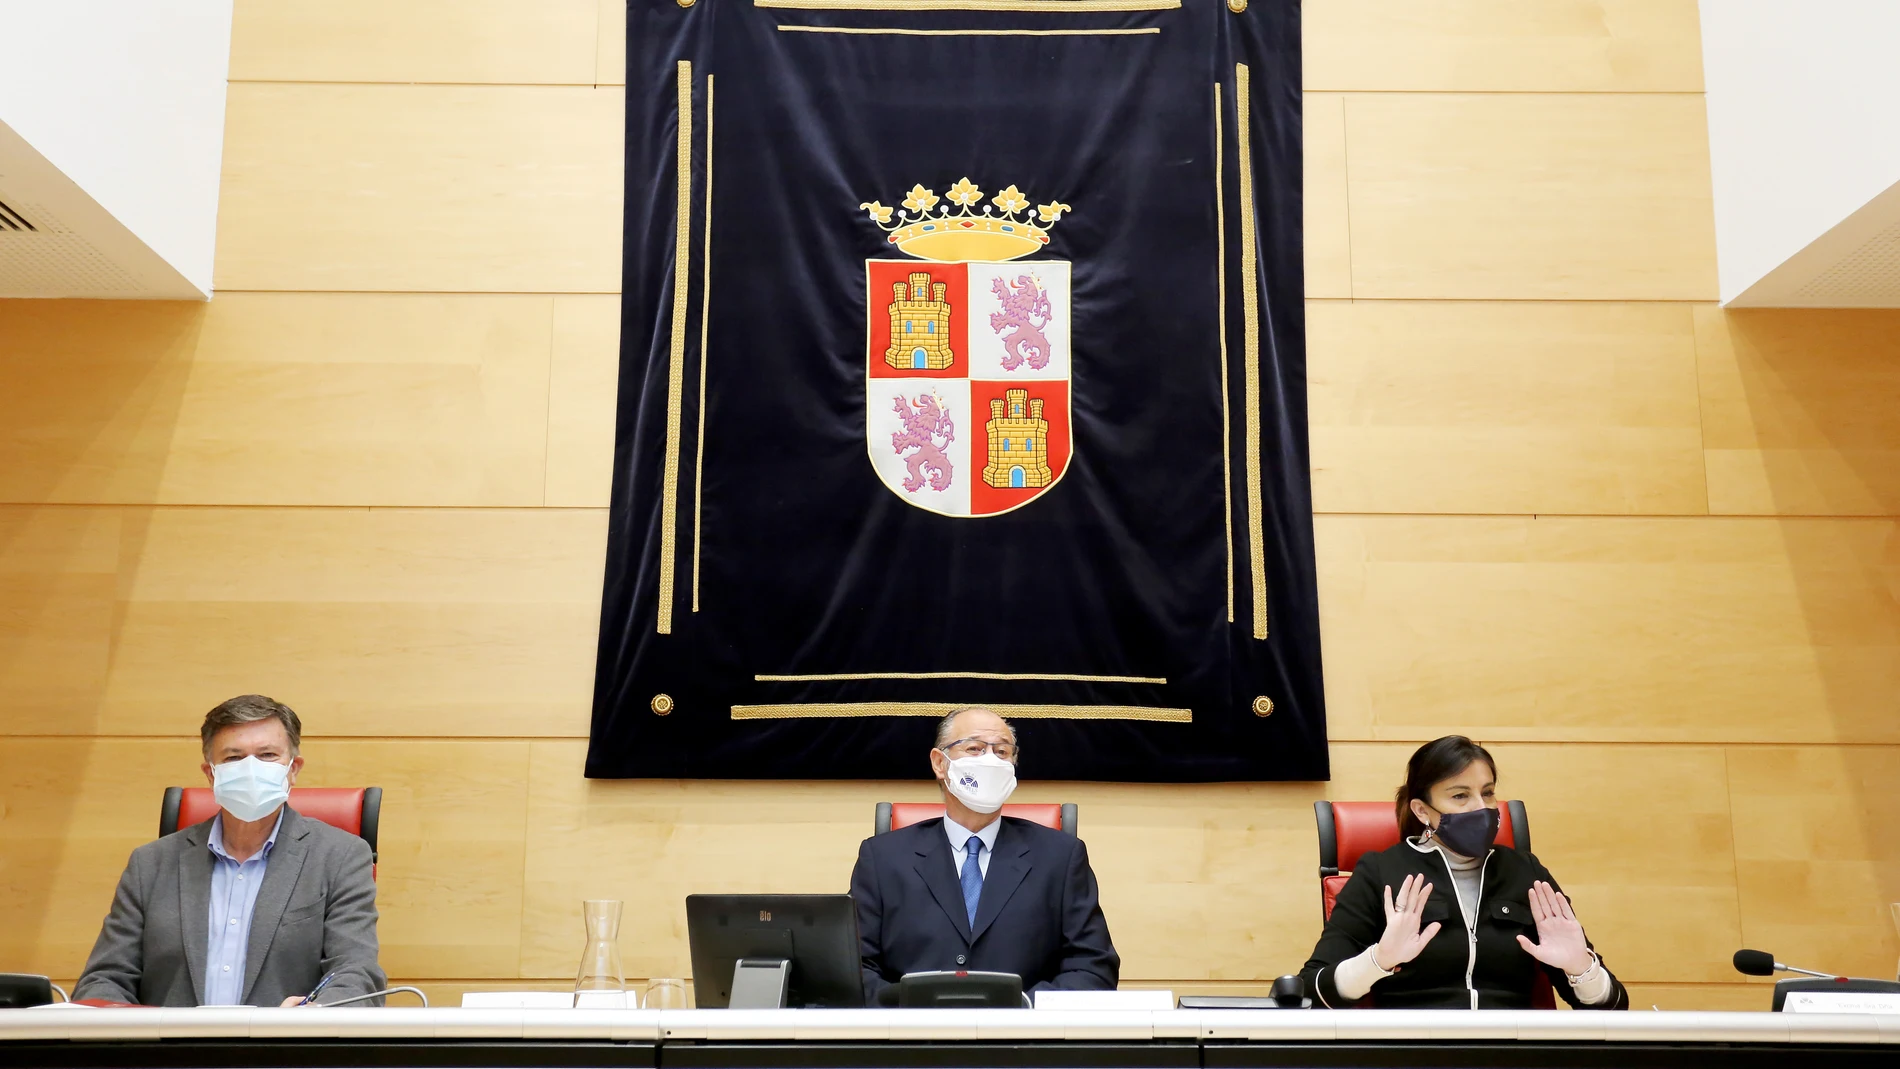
[983,389,1053,489]
[886,272,954,370]
[859,178,1074,518]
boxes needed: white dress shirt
[943,813,1001,878]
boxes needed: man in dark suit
[850,708,1119,1004]
[74,695,384,1007]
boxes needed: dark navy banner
[591,0,1325,782]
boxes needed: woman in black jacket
[1301,736,1629,1010]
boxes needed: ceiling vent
[0,195,37,231]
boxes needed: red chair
[1313,799,1553,1008]
[160,787,382,875]
[875,801,1077,836]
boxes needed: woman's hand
[1515,880,1595,975]
[1373,872,1443,971]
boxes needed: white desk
[2,1007,1896,1067]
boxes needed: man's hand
[1373,872,1443,971]
[279,995,311,1008]
[1514,880,1595,975]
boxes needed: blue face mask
[212,756,291,822]
[1429,805,1500,858]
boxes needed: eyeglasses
[940,736,1018,761]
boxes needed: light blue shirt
[943,814,1000,879]
[203,812,283,1005]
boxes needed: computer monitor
[685,893,864,1009]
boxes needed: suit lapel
[970,820,1033,944]
[910,821,972,944]
[179,821,214,1002]
[242,808,309,1002]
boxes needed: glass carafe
[1891,903,1899,981]
[574,899,628,1008]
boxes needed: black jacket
[850,816,1119,1005]
[1302,838,1629,1010]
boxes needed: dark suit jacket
[850,816,1118,1004]
[74,807,385,1007]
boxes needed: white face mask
[212,755,292,822]
[941,752,1018,814]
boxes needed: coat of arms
[859,179,1072,517]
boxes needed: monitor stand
[729,957,791,1009]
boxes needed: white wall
[0,1,232,295]
[1699,0,1900,304]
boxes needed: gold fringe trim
[691,74,714,615]
[1215,81,1233,626]
[733,702,1192,722]
[755,671,1166,684]
[757,0,1178,9]
[777,25,1160,35]
[658,61,693,635]
[1234,63,1267,641]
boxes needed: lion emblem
[989,274,1054,371]
[890,393,955,492]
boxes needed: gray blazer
[74,807,385,1006]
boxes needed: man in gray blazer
[75,695,385,1007]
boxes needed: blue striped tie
[960,836,984,930]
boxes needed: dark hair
[1394,735,1497,839]
[201,694,302,757]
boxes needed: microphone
[315,985,430,1008]
[1732,949,1839,980]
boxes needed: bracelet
[1565,949,1602,984]
[1368,946,1396,976]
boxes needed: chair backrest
[875,801,1077,836]
[1312,799,1547,1007]
[161,787,382,866]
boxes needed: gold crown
[860,178,1070,263]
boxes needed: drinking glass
[573,899,628,1008]
[645,977,689,1009]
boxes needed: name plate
[1782,990,1900,1014]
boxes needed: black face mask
[1429,805,1500,858]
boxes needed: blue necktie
[960,835,984,930]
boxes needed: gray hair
[200,694,303,757]
[934,707,1015,748]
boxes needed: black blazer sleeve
[1040,837,1119,992]
[1528,855,1630,1011]
[849,839,891,1007]
[1299,853,1385,1009]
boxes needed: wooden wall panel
[598,0,627,87]
[1342,93,1717,300]
[1304,0,1704,93]
[1308,300,1706,515]
[0,507,606,739]
[1697,307,1900,517]
[305,740,533,978]
[1317,515,1900,746]
[0,509,120,723]
[216,84,623,293]
[0,296,555,507]
[1303,94,1352,299]
[229,0,602,86]
[546,295,622,508]
[1726,746,1900,982]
